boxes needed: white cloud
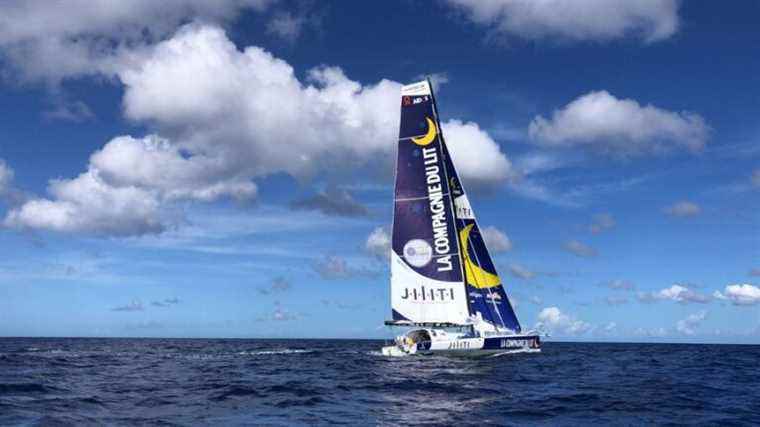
[4,170,163,236]
[443,120,516,186]
[120,24,511,184]
[713,284,760,306]
[481,226,512,252]
[509,263,535,280]
[91,135,257,202]
[0,0,273,82]
[562,240,597,258]
[365,227,391,261]
[290,187,368,217]
[603,322,617,333]
[529,91,709,156]
[266,11,306,43]
[5,24,513,236]
[445,0,680,43]
[676,310,707,335]
[4,134,257,236]
[634,327,667,338]
[589,213,615,234]
[638,284,710,304]
[663,200,701,217]
[537,306,591,335]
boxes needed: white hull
[382,329,541,358]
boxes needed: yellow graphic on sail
[460,223,501,289]
[411,117,437,146]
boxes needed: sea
[1,338,758,426]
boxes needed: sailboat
[381,79,541,357]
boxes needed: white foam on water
[237,349,312,356]
[487,348,541,358]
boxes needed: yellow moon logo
[411,117,437,146]
[460,224,502,289]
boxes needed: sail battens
[394,193,451,202]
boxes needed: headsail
[440,139,522,333]
[390,80,469,325]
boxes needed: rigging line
[398,134,430,141]
[395,193,450,202]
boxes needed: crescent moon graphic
[460,223,502,289]
[411,117,437,146]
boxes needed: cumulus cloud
[91,135,257,202]
[4,169,164,236]
[481,226,512,252]
[529,91,709,156]
[536,306,591,335]
[119,25,512,185]
[676,310,707,335]
[589,213,615,234]
[442,120,516,186]
[4,23,514,237]
[663,200,701,217]
[291,187,368,217]
[0,0,273,83]
[562,240,597,258]
[365,226,391,260]
[4,132,264,235]
[509,263,535,280]
[445,0,680,43]
[638,284,710,304]
[713,284,760,306]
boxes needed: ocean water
[1,338,758,426]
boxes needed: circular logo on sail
[403,239,433,267]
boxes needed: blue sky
[0,0,758,342]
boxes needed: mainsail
[390,79,521,333]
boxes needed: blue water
[1,338,758,425]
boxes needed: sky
[0,0,758,342]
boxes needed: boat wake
[487,348,542,358]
